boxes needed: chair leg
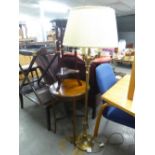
[45,107,51,131]
[19,93,24,109]
[93,103,108,138]
[52,105,56,133]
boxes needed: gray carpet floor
[19,64,135,155]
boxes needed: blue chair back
[96,63,116,94]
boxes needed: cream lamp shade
[63,6,118,48]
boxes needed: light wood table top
[101,75,135,116]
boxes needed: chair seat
[56,67,79,77]
[103,106,135,128]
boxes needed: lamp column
[76,48,95,152]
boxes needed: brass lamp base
[75,48,104,153]
[76,133,104,153]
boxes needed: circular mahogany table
[49,79,87,144]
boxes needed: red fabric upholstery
[63,52,111,63]
[92,56,111,63]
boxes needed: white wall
[19,14,52,41]
[19,2,69,41]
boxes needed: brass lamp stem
[82,48,92,132]
[76,48,104,152]
[84,49,91,123]
[82,55,91,136]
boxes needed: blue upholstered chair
[93,63,135,137]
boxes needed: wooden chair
[19,49,83,134]
[19,49,57,132]
[36,49,82,91]
[20,84,57,132]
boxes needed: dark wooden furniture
[50,19,67,51]
[49,19,82,90]
[36,50,112,119]
[19,46,82,133]
[36,49,82,92]
[19,48,57,132]
[49,79,87,144]
[56,67,81,91]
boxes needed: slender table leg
[72,99,76,145]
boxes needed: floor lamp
[63,6,118,152]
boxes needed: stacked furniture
[19,48,57,132]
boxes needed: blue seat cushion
[103,106,135,128]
